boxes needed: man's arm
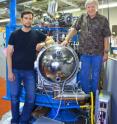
[103,36,110,62]
[7,45,15,81]
[36,36,54,51]
[61,28,77,45]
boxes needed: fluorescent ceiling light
[0,0,7,2]
[99,2,117,9]
[43,13,48,16]
[59,8,81,13]
[0,18,10,23]
[59,2,117,13]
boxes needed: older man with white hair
[62,0,111,94]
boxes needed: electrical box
[95,91,111,124]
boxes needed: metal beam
[60,0,78,8]
[10,0,16,26]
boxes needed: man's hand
[61,40,69,46]
[36,36,55,51]
[36,42,45,51]
[103,37,110,62]
[45,36,54,45]
[103,53,108,62]
[61,28,77,46]
[8,71,15,81]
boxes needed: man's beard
[24,24,31,28]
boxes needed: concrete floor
[0,78,10,119]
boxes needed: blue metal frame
[4,0,16,100]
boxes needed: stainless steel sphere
[36,44,79,84]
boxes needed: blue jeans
[79,55,103,94]
[10,69,36,124]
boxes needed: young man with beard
[7,10,53,124]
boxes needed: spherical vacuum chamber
[35,44,79,85]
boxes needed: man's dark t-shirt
[8,28,46,70]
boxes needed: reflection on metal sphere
[36,44,79,83]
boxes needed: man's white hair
[85,0,99,9]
